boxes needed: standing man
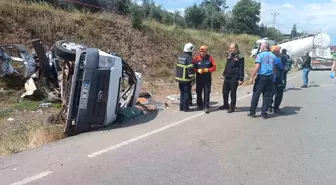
[269,45,285,114]
[219,43,244,113]
[175,43,195,112]
[331,60,336,78]
[193,45,216,114]
[301,52,312,88]
[248,42,279,119]
[280,49,292,90]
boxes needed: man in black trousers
[219,43,244,113]
[175,43,195,112]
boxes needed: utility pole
[271,12,279,28]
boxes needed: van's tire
[53,40,88,61]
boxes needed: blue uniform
[249,51,279,117]
[273,56,284,83]
[255,51,278,75]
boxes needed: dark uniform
[280,51,291,90]
[176,52,195,112]
[249,50,279,119]
[193,54,216,112]
[220,52,244,112]
[269,56,285,113]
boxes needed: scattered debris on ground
[0,39,169,155]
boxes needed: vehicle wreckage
[0,39,143,135]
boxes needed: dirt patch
[0,90,63,156]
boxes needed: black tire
[53,40,88,61]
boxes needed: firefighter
[219,43,244,113]
[269,45,285,114]
[248,42,280,119]
[176,43,196,112]
[193,45,216,114]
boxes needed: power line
[271,12,279,28]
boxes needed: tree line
[27,0,305,42]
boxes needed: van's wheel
[53,40,88,61]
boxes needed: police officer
[193,45,216,114]
[248,42,280,119]
[269,45,285,114]
[219,43,244,113]
[176,43,195,112]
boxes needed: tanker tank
[278,32,331,60]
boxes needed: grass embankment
[0,0,259,156]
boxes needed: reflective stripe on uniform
[176,63,194,82]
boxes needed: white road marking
[9,171,53,185]
[88,75,298,158]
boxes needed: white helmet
[183,43,194,52]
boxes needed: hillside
[0,0,258,80]
[0,0,259,156]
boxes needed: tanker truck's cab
[251,38,276,57]
[310,47,334,70]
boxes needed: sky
[146,0,336,45]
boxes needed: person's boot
[183,108,194,112]
[248,112,256,118]
[268,106,273,113]
[204,107,210,114]
[227,107,235,113]
[261,113,268,119]
[218,104,229,110]
[301,85,307,88]
[274,108,284,114]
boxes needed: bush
[129,4,143,29]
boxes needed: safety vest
[194,55,213,69]
[175,53,195,82]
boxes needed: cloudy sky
[151,0,336,44]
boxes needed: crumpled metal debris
[0,53,15,77]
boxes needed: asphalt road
[1,71,336,185]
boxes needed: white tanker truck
[251,32,333,69]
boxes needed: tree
[142,0,152,18]
[200,0,227,12]
[184,4,206,29]
[291,23,298,38]
[149,3,163,21]
[231,0,261,34]
[129,3,144,29]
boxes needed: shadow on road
[268,106,302,118]
[308,84,320,88]
[90,111,160,133]
[209,101,218,106]
[115,111,159,129]
[285,87,302,91]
